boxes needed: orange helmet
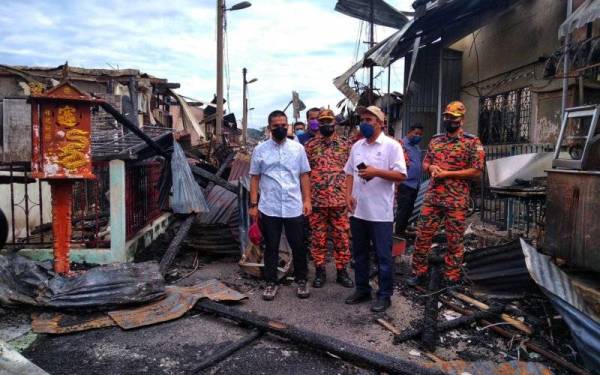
[443,101,466,117]
[317,108,336,122]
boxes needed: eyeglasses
[318,121,335,126]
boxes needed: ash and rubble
[0,217,581,375]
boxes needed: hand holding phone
[356,162,373,181]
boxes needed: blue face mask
[295,129,305,137]
[409,135,422,145]
[359,122,374,139]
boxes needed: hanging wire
[353,21,364,64]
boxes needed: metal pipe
[561,0,573,116]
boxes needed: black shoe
[336,268,354,288]
[312,267,326,288]
[371,298,391,312]
[406,274,427,287]
[297,280,310,299]
[344,291,372,304]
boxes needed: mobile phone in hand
[356,162,373,181]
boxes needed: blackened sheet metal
[108,280,246,330]
[522,239,600,372]
[464,240,537,295]
[31,311,116,334]
[0,254,165,309]
[546,290,600,373]
[198,185,238,225]
[334,0,409,29]
[228,156,250,183]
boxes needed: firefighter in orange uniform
[407,101,485,286]
[304,109,354,288]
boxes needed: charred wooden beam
[204,152,235,193]
[190,165,237,194]
[421,254,443,351]
[195,300,444,375]
[159,214,196,275]
[393,307,503,344]
[190,329,263,373]
[449,291,533,335]
[415,286,592,375]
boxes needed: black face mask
[444,120,461,133]
[271,126,287,141]
[319,125,334,137]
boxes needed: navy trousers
[350,217,394,299]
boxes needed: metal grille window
[479,88,531,145]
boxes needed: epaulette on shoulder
[431,133,445,139]
[463,133,477,139]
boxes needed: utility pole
[242,67,248,147]
[241,68,257,148]
[216,0,225,143]
[368,0,375,104]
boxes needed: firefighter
[407,101,485,286]
[304,109,353,288]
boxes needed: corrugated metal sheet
[334,0,409,29]
[188,153,249,254]
[521,239,599,323]
[228,155,250,182]
[521,239,600,371]
[464,240,537,295]
[198,185,237,225]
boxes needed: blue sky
[0,0,413,129]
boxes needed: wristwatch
[249,202,258,208]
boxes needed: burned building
[0,65,184,263]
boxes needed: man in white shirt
[343,106,407,312]
[249,110,312,301]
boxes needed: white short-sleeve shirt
[249,138,311,218]
[344,133,407,222]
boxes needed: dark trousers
[350,217,394,299]
[395,184,418,235]
[260,213,308,283]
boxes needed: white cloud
[0,0,414,128]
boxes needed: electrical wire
[353,21,364,64]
